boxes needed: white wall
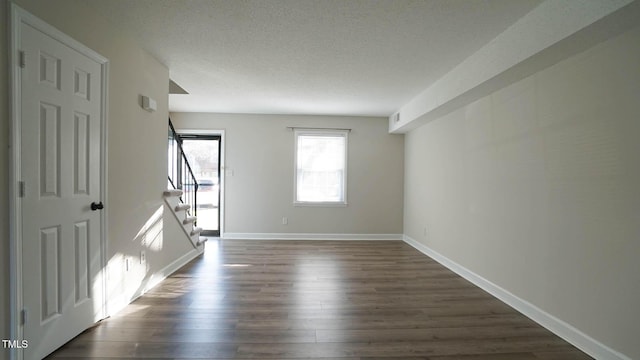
[3,0,193,328]
[403,25,640,359]
[171,113,404,238]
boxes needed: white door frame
[9,5,109,359]
[175,129,226,238]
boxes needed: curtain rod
[286,126,351,132]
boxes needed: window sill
[293,201,348,208]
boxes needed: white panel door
[19,20,105,360]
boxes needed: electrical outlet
[140,251,146,264]
[282,217,288,225]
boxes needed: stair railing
[168,119,198,218]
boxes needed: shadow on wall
[106,206,168,314]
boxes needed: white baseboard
[222,232,403,241]
[402,235,630,360]
[146,247,203,290]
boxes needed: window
[294,129,348,205]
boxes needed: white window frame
[293,128,349,207]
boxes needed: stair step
[163,189,183,197]
[190,227,203,236]
[196,237,207,246]
[175,203,190,212]
[183,216,197,225]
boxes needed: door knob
[90,202,104,211]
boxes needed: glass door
[179,135,221,236]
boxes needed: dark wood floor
[48,240,592,359]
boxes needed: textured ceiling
[84,0,542,116]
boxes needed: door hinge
[20,309,28,325]
[18,181,25,198]
[19,51,26,68]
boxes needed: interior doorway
[179,134,222,236]
[11,5,108,359]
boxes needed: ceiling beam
[389,0,640,134]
